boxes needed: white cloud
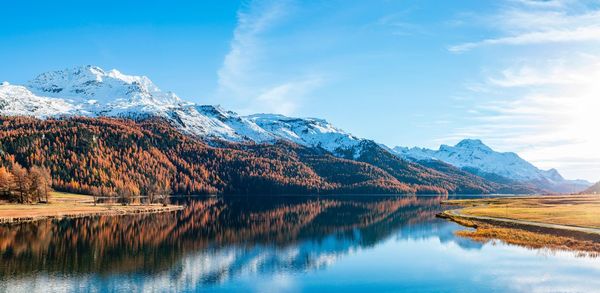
[487,60,590,87]
[509,0,570,8]
[446,0,600,181]
[449,1,600,52]
[454,57,600,181]
[254,77,323,114]
[216,0,324,115]
[449,26,600,52]
[217,0,288,96]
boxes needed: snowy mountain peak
[26,65,183,107]
[454,139,493,151]
[28,65,106,93]
[542,168,564,182]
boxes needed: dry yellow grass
[0,191,182,223]
[49,191,93,202]
[456,221,600,256]
[449,195,600,229]
[441,195,600,255]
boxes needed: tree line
[92,180,173,206]
[0,164,52,203]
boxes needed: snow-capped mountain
[0,66,361,155]
[393,139,591,193]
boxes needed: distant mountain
[583,182,600,194]
[350,140,541,194]
[393,139,591,193]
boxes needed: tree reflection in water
[0,195,456,286]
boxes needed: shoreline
[0,205,184,225]
[0,192,184,225]
[438,195,600,253]
[437,208,600,242]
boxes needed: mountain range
[0,65,591,195]
[394,139,591,193]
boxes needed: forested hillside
[0,116,528,196]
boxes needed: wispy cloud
[449,1,600,52]
[449,26,600,52]
[487,58,592,87]
[445,0,600,180]
[216,0,324,115]
[254,77,323,115]
[454,57,600,180]
[217,0,288,96]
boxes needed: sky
[1,0,599,181]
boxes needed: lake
[1,195,599,292]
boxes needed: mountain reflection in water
[2,195,599,293]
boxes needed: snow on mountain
[248,114,362,156]
[393,139,591,192]
[163,104,271,143]
[26,65,187,116]
[0,83,78,117]
[0,66,362,155]
[394,139,547,181]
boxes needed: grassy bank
[0,191,183,224]
[444,195,600,228]
[440,195,600,255]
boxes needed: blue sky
[1,0,599,181]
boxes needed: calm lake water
[1,195,599,293]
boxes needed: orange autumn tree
[0,163,52,203]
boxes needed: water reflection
[1,195,599,292]
[0,196,446,277]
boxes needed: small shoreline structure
[438,195,600,255]
[0,192,183,225]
